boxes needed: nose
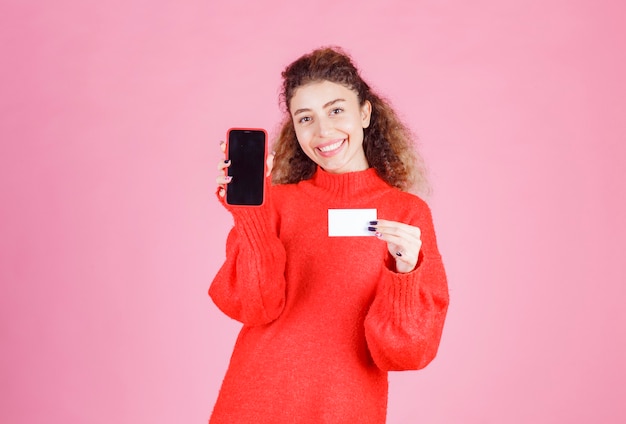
[316,115,333,137]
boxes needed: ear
[360,100,372,129]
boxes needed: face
[289,80,372,174]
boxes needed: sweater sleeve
[209,187,287,326]
[364,203,449,371]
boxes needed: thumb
[266,151,275,177]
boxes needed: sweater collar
[307,166,390,202]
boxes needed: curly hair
[271,46,428,194]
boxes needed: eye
[298,116,312,124]
[330,108,343,115]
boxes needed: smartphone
[225,128,267,206]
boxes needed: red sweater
[209,168,449,423]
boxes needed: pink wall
[1,0,625,422]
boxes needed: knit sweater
[209,167,449,424]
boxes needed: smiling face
[289,80,372,174]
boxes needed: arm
[209,189,287,326]
[364,204,449,371]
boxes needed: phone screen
[226,128,267,206]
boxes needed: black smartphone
[225,128,267,206]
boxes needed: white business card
[328,208,377,237]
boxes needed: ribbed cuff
[216,187,275,253]
[378,266,422,325]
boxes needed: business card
[328,208,377,237]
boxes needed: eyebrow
[293,98,346,116]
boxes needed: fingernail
[224,159,230,165]
[224,176,232,182]
[369,220,378,225]
[375,232,382,238]
[368,226,376,232]
[271,150,276,155]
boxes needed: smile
[317,139,345,153]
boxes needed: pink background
[1,0,625,423]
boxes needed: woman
[210,47,449,423]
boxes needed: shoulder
[377,186,435,226]
[382,186,430,210]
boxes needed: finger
[370,224,422,272]
[372,219,419,231]
[391,247,420,274]
[371,226,421,248]
[391,238,423,258]
[377,232,422,256]
[370,219,421,239]
[216,175,233,185]
[390,238,422,272]
[217,142,230,199]
[266,150,275,177]
[217,159,231,171]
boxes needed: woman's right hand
[216,141,275,198]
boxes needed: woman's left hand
[369,220,422,273]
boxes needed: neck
[305,167,390,203]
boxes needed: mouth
[316,139,345,156]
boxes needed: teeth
[319,140,343,152]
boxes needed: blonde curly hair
[271,46,428,194]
